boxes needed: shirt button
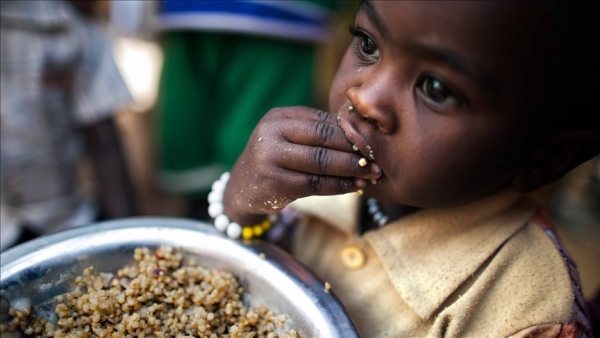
[340,245,366,270]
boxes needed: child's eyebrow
[358,0,389,38]
[404,41,499,92]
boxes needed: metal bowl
[0,218,358,337]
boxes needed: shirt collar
[292,189,535,321]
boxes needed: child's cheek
[328,49,358,113]
[328,74,349,114]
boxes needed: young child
[212,1,599,337]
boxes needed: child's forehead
[361,1,548,92]
[363,1,536,32]
[363,1,538,51]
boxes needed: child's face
[332,1,546,208]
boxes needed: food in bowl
[1,245,298,338]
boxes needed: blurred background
[1,0,597,302]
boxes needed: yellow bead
[253,225,264,237]
[261,219,271,230]
[242,227,254,239]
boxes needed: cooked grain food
[1,246,298,338]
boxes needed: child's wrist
[208,171,276,240]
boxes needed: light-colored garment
[0,0,131,248]
[290,190,590,337]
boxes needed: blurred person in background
[0,0,136,251]
[155,0,338,219]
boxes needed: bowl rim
[0,217,359,338]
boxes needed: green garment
[157,32,315,194]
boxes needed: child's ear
[511,130,600,193]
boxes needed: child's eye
[360,35,379,57]
[417,77,459,106]
[349,25,380,59]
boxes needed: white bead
[208,202,223,218]
[373,212,383,222]
[226,222,242,239]
[220,171,231,182]
[207,190,223,204]
[214,214,229,232]
[211,179,226,193]
[368,205,378,214]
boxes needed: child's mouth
[337,108,384,187]
[336,109,376,162]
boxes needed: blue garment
[158,0,334,42]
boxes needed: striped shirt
[0,0,131,244]
[157,0,336,42]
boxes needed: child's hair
[534,2,599,132]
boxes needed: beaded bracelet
[207,172,275,240]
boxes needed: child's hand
[223,107,382,224]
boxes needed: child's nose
[346,84,397,135]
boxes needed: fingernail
[354,178,366,188]
[370,163,381,175]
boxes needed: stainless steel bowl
[0,218,358,337]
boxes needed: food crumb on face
[1,245,299,338]
[259,253,266,260]
[324,282,331,293]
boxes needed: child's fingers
[280,106,339,125]
[283,170,365,196]
[275,144,381,180]
[259,106,352,151]
[280,118,353,152]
